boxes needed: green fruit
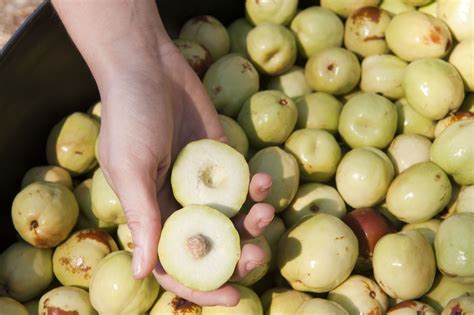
[12,182,79,248]
[305,47,360,95]
[89,251,160,315]
[402,0,431,5]
[321,0,381,17]
[233,236,271,286]
[21,165,72,189]
[0,297,28,315]
[117,223,134,252]
[373,230,436,300]
[278,213,358,293]
[204,54,259,117]
[245,0,298,25]
[0,242,53,302]
[46,112,99,175]
[227,18,252,58]
[87,101,101,121]
[380,0,416,15]
[387,134,432,175]
[91,168,126,224]
[336,147,394,208]
[449,40,474,91]
[150,291,201,315]
[457,185,474,214]
[295,298,348,315]
[238,90,297,148]
[295,92,342,134]
[261,217,286,272]
[202,285,263,315]
[403,58,464,120]
[431,120,474,185]
[266,66,312,99]
[435,214,474,283]
[401,219,441,246]
[174,39,212,78]
[421,275,474,312]
[179,16,230,61]
[53,229,118,288]
[437,0,473,41]
[247,23,297,75]
[339,93,398,149]
[385,11,452,61]
[442,296,474,315]
[290,7,344,58]
[39,287,97,315]
[261,288,311,315]
[395,98,435,139]
[248,147,299,212]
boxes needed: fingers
[231,242,267,282]
[233,203,275,239]
[153,262,240,307]
[249,172,272,202]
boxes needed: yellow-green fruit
[395,98,435,139]
[87,101,102,121]
[219,115,249,158]
[0,242,53,302]
[150,291,202,315]
[245,0,297,25]
[295,298,348,315]
[295,92,342,134]
[421,275,474,312]
[233,236,271,286]
[434,112,474,138]
[261,288,311,315]
[202,285,262,315]
[91,168,126,224]
[437,0,473,41]
[381,0,416,15]
[402,219,441,246]
[53,229,118,288]
[39,286,96,315]
[0,297,29,315]
[21,166,72,189]
[12,181,79,248]
[386,300,437,314]
[418,1,438,17]
[89,251,160,315]
[117,223,134,252]
[23,300,38,315]
[267,66,312,99]
[387,133,432,175]
[227,18,252,57]
[262,217,286,272]
[449,39,474,92]
[321,0,381,17]
[46,112,99,175]
[457,185,474,214]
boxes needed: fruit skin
[91,168,127,224]
[202,285,263,315]
[0,297,29,315]
[203,54,259,118]
[290,7,344,58]
[87,101,101,121]
[385,11,452,62]
[336,147,394,209]
[328,275,389,315]
[305,47,361,95]
[46,112,99,175]
[52,229,118,288]
[373,230,436,300]
[245,0,298,26]
[431,120,474,185]
[449,39,474,92]
[386,162,452,223]
[295,298,349,315]
[23,299,38,315]
[437,0,473,41]
[238,90,297,148]
[387,133,432,175]
[435,214,474,283]
[173,39,212,78]
[278,213,358,293]
[261,217,286,271]
[338,93,398,149]
[401,219,441,246]
[403,58,464,120]
[342,208,397,272]
[344,6,392,57]
[12,181,79,248]
[0,242,53,302]
[434,111,474,138]
[386,300,437,314]
[457,185,474,214]
[227,18,252,58]
[260,287,311,315]
[38,286,97,315]
[418,1,438,17]
[266,66,312,99]
[395,98,435,139]
[233,236,271,286]
[442,296,474,315]
[117,223,134,252]
[283,183,346,228]
[179,15,230,61]
[21,165,72,189]
[295,92,342,134]
[149,291,202,315]
[248,147,299,213]
[421,275,474,312]
[321,0,381,17]
[380,0,416,15]
[89,251,160,315]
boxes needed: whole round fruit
[245,0,298,25]
[421,275,474,312]
[395,98,435,139]
[403,58,464,120]
[227,18,252,57]
[203,54,259,117]
[305,47,360,95]
[442,296,474,315]
[12,181,79,248]
[278,213,358,293]
[295,92,342,134]
[385,11,452,61]
[295,298,348,315]
[437,0,473,41]
[158,205,240,291]
[89,251,160,315]
[373,230,436,300]
[401,219,441,246]
[387,134,432,174]
[233,235,271,286]
[202,285,263,315]
[386,300,437,314]
[266,66,312,99]
[449,39,474,92]
[0,242,53,302]
[0,297,28,315]
[21,165,72,189]
[149,291,201,315]
[91,168,126,224]
[39,287,97,315]
[246,23,296,75]
[238,90,297,148]
[173,39,212,78]
[261,288,311,315]
[338,93,398,149]
[321,0,381,17]
[290,7,344,58]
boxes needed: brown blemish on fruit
[241,62,252,73]
[450,303,463,315]
[445,38,452,52]
[77,230,113,252]
[310,205,319,212]
[366,309,379,315]
[74,151,83,155]
[335,236,345,240]
[369,290,376,298]
[435,173,441,181]
[177,42,192,49]
[279,98,288,105]
[352,6,381,23]
[429,27,442,44]
[327,63,335,71]
[171,296,200,312]
[189,50,212,78]
[191,16,210,24]
[127,242,134,249]
[187,234,211,259]
[46,307,79,315]
[30,220,39,230]
[364,35,385,41]
[59,256,91,276]
[213,86,222,95]
[388,300,417,311]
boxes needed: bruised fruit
[0,297,28,315]
[395,98,435,139]
[150,291,202,315]
[12,181,79,248]
[233,236,271,286]
[261,288,311,315]
[295,298,348,315]
[295,92,342,134]
[39,286,97,315]
[321,0,381,17]
[202,285,263,315]
[386,300,437,314]
[91,168,126,224]
[227,18,252,57]
[117,223,134,252]
[174,39,212,78]
[245,0,298,26]
[387,134,432,175]
[158,205,240,291]
[21,165,72,189]
[266,66,312,99]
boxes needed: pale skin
[51,0,274,307]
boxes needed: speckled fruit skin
[437,0,473,41]
[386,162,452,223]
[421,275,474,312]
[387,133,432,175]
[261,288,311,315]
[202,285,263,315]
[227,18,252,58]
[12,182,79,248]
[266,66,312,99]
[91,168,126,224]
[401,219,441,246]
[173,39,212,79]
[386,300,437,315]
[295,298,349,315]
[373,230,436,300]
[278,213,358,293]
[0,242,53,302]
[245,0,297,26]
[46,112,99,176]
[21,165,72,189]
[150,291,202,315]
[449,39,474,92]
[442,296,474,315]
[38,287,97,315]
[431,120,474,185]
[295,92,343,134]
[395,98,435,139]
[0,297,29,315]
[204,54,259,118]
[321,0,381,17]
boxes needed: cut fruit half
[158,205,241,291]
[171,139,249,217]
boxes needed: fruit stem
[187,234,211,259]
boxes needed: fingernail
[260,183,272,192]
[258,217,274,229]
[132,247,143,277]
[246,260,263,272]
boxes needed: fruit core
[187,234,211,259]
[199,164,223,188]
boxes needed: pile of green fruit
[1,0,473,314]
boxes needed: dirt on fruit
[76,230,113,252]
